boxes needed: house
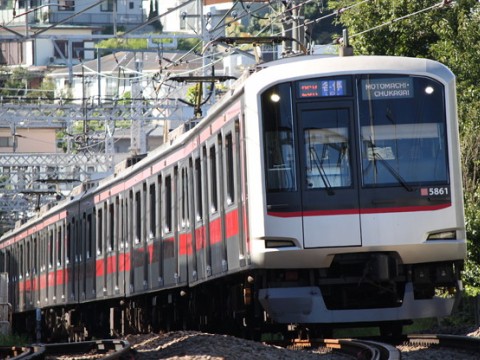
[0,1,148,29]
[47,49,205,152]
[0,23,97,66]
[46,49,199,114]
[0,0,153,67]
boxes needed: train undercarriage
[12,253,464,342]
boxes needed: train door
[193,154,208,282]
[296,101,361,248]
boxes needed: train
[0,53,467,340]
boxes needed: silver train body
[0,55,466,339]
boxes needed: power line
[343,0,454,41]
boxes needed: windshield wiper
[308,147,335,195]
[368,141,413,192]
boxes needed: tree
[148,0,163,32]
[0,67,29,96]
[96,36,148,51]
[428,1,480,295]
[328,0,450,56]
[330,0,480,295]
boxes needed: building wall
[0,1,147,27]
[48,0,146,27]
[0,128,58,153]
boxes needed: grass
[0,333,30,346]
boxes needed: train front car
[244,56,466,334]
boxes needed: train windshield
[262,83,297,192]
[262,74,449,195]
[358,75,448,187]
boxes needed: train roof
[0,54,456,241]
[247,55,455,90]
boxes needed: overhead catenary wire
[3,0,454,109]
[349,0,454,40]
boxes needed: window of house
[101,0,114,11]
[54,40,84,59]
[0,137,13,148]
[0,0,9,10]
[59,0,75,11]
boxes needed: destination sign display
[298,79,348,98]
[361,78,414,100]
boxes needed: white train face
[252,60,465,325]
[260,74,458,252]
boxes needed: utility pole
[282,1,306,54]
[129,55,146,155]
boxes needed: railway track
[0,339,131,360]
[0,345,45,359]
[406,333,480,352]
[288,338,401,359]
[285,333,480,359]
[5,332,480,359]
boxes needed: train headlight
[270,93,280,102]
[427,230,456,240]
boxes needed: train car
[0,53,466,340]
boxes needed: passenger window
[225,133,235,204]
[97,209,103,255]
[165,175,172,232]
[181,167,189,227]
[135,191,141,243]
[110,202,115,250]
[149,183,156,238]
[209,145,218,213]
[195,158,203,221]
[57,225,62,266]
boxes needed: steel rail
[407,333,480,352]
[3,339,131,359]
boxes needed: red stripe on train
[268,203,451,218]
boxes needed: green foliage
[245,9,282,36]
[224,17,245,37]
[177,37,202,51]
[102,25,126,34]
[96,36,149,51]
[148,0,163,32]
[0,333,30,346]
[185,84,200,104]
[0,67,29,96]
[429,0,480,86]
[304,2,342,44]
[26,77,55,101]
[328,0,448,56]
[331,0,480,295]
